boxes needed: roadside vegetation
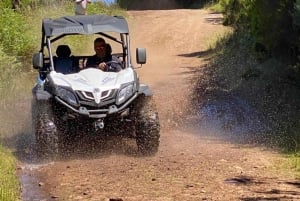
[0,146,19,201]
[195,0,300,173]
[0,1,124,199]
[193,30,300,175]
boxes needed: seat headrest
[106,43,112,55]
[56,45,71,57]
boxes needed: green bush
[0,0,12,8]
[0,8,34,57]
[0,146,20,201]
[220,0,298,61]
[0,48,20,97]
[250,0,296,54]
[220,0,253,27]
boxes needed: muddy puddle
[19,163,52,201]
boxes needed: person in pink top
[74,0,91,15]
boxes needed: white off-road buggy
[32,14,160,157]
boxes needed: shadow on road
[224,176,300,200]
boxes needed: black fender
[32,84,52,101]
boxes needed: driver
[85,37,122,72]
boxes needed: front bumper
[55,92,138,118]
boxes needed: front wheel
[134,96,160,155]
[33,101,59,159]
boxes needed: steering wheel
[105,60,122,72]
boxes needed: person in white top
[74,0,91,15]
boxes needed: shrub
[0,48,20,96]
[0,8,34,57]
[0,146,20,201]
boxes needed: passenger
[85,37,122,72]
[54,45,78,74]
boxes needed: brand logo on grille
[93,88,101,104]
[93,88,100,93]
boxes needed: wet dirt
[10,9,300,201]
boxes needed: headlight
[56,87,78,106]
[116,83,134,105]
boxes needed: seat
[106,43,123,71]
[53,45,76,74]
[106,43,112,55]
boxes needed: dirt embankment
[17,9,300,201]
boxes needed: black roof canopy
[42,15,129,37]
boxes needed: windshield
[44,32,130,74]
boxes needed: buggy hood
[50,68,135,92]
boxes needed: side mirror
[32,52,43,69]
[136,48,146,64]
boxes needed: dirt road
[20,9,300,201]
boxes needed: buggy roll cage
[38,14,132,71]
[41,32,130,71]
